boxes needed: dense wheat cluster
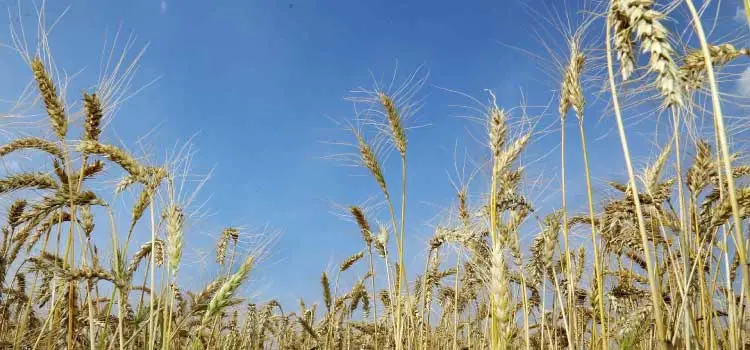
[1,1,750,349]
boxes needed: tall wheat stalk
[683,0,749,345]
[605,8,668,348]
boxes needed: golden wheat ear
[31,58,68,140]
[379,92,407,156]
[321,272,332,311]
[0,137,63,159]
[216,227,239,265]
[77,141,147,179]
[82,93,103,142]
[340,251,365,272]
[165,204,184,273]
[350,206,373,245]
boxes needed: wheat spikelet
[204,255,255,321]
[457,189,470,227]
[610,1,636,80]
[378,289,391,310]
[14,273,25,294]
[165,204,184,273]
[624,249,649,270]
[681,43,750,90]
[80,205,94,237]
[10,219,47,264]
[126,240,159,279]
[643,142,672,191]
[340,251,364,272]
[560,37,586,120]
[7,199,27,228]
[216,227,239,265]
[543,212,561,265]
[115,175,137,194]
[130,167,167,227]
[73,266,126,290]
[373,223,389,258]
[191,276,228,312]
[605,269,649,284]
[429,227,469,251]
[10,192,99,262]
[77,141,146,179]
[0,172,58,195]
[20,190,100,225]
[52,158,68,185]
[617,302,652,340]
[356,132,388,198]
[575,246,585,284]
[81,160,105,179]
[488,105,508,158]
[82,93,103,141]
[496,134,531,175]
[615,0,682,106]
[26,211,71,252]
[350,206,372,245]
[528,235,546,286]
[153,238,165,266]
[298,315,320,340]
[31,58,67,139]
[379,92,407,155]
[0,137,63,159]
[216,235,229,265]
[321,272,332,311]
[225,227,240,242]
[349,279,367,314]
[709,188,750,228]
[27,251,66,275]
[490,245,512,346]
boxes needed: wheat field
[0,0,749,349]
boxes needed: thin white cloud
[737,66,750,98]
[160,0,168,14]
[735,6,746,23]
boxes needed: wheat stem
[606,9,668,348]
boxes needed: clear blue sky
[0,0,745,308]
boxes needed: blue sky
[0,0,747,308]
